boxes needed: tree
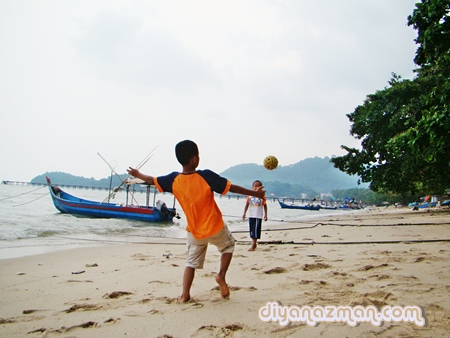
[408,0,450,67]
[331,0,450,196]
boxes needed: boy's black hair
[175,140,199,165]
[253,180,262,185]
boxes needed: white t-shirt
[246,196,266,219]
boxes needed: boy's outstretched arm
[230,184,265,199]
[127,167,155,186]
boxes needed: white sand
[1,206,449,337]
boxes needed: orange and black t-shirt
[154,170,231,239]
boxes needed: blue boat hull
[417,202,437,209]
[277,199,321,211]
[47,178,176,222]
[409,201,438,208]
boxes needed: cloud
[0,0,419,182]
[73,9,219,91]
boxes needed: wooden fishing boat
[339,204,362,210]
[417,201,437,209]
[46,177,178,222]
[408,201,437,208]
[277,199,321,211]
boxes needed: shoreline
[0,204,364,261]
[1,206,449,337]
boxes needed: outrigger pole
[98,145,159,204]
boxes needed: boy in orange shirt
[127,140,265,302]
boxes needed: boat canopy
[127,178,147,185]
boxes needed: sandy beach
[1,206,450,337]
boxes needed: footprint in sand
[368,274,391,280]
[155,296,177,304]
[191,323,244,337]
[85,263,98,267]
[181,302,204,310]
[104,317,120,323]
[48,321,97,333]
[148,280,170,285]
[27,328,46,334]
[148,309,164,315]
[22,309,42,314]
[140,296,153,303]
[358,263,389,271]
[64,304,102,313]
[131,253,151,261]
[263,267,287,274]
[302,263,331,271]
[104,291,133,299]
[0,317,15,324]
[299,280,314,285]
[211,285,257,292]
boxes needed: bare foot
[177,295,190,303]
[248,247,256,251]
[215,274,230,299]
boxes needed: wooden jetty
[1,180,330,204]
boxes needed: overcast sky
[0,0,419,182]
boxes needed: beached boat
[339,204,362,210]
[417,202,437,208]
[408,201,438,208]
[409,195,439,209]
[277,199,321,211]
[46,177,178,222]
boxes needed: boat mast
[107,169,113,202]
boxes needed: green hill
[31,171,128,188]
[31,156,366,198]
[220,156,365,193]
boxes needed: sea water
[0,184,350,260]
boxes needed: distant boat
[408,201,438,209]
[322,205,337,210]
[277,199,321,211]
[442,200,450,206]
[46,176,178,222]
[409,195,439,209]
[339,204,362,210]
[417,202,437,209]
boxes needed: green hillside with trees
[32,172,128,188]
[32,156,365,199]
[31,165,414,205]
[221,156,365,193]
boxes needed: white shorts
[185,224,235,269]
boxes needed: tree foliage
[331,0,450,196]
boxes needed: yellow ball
[263,155,278,170]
